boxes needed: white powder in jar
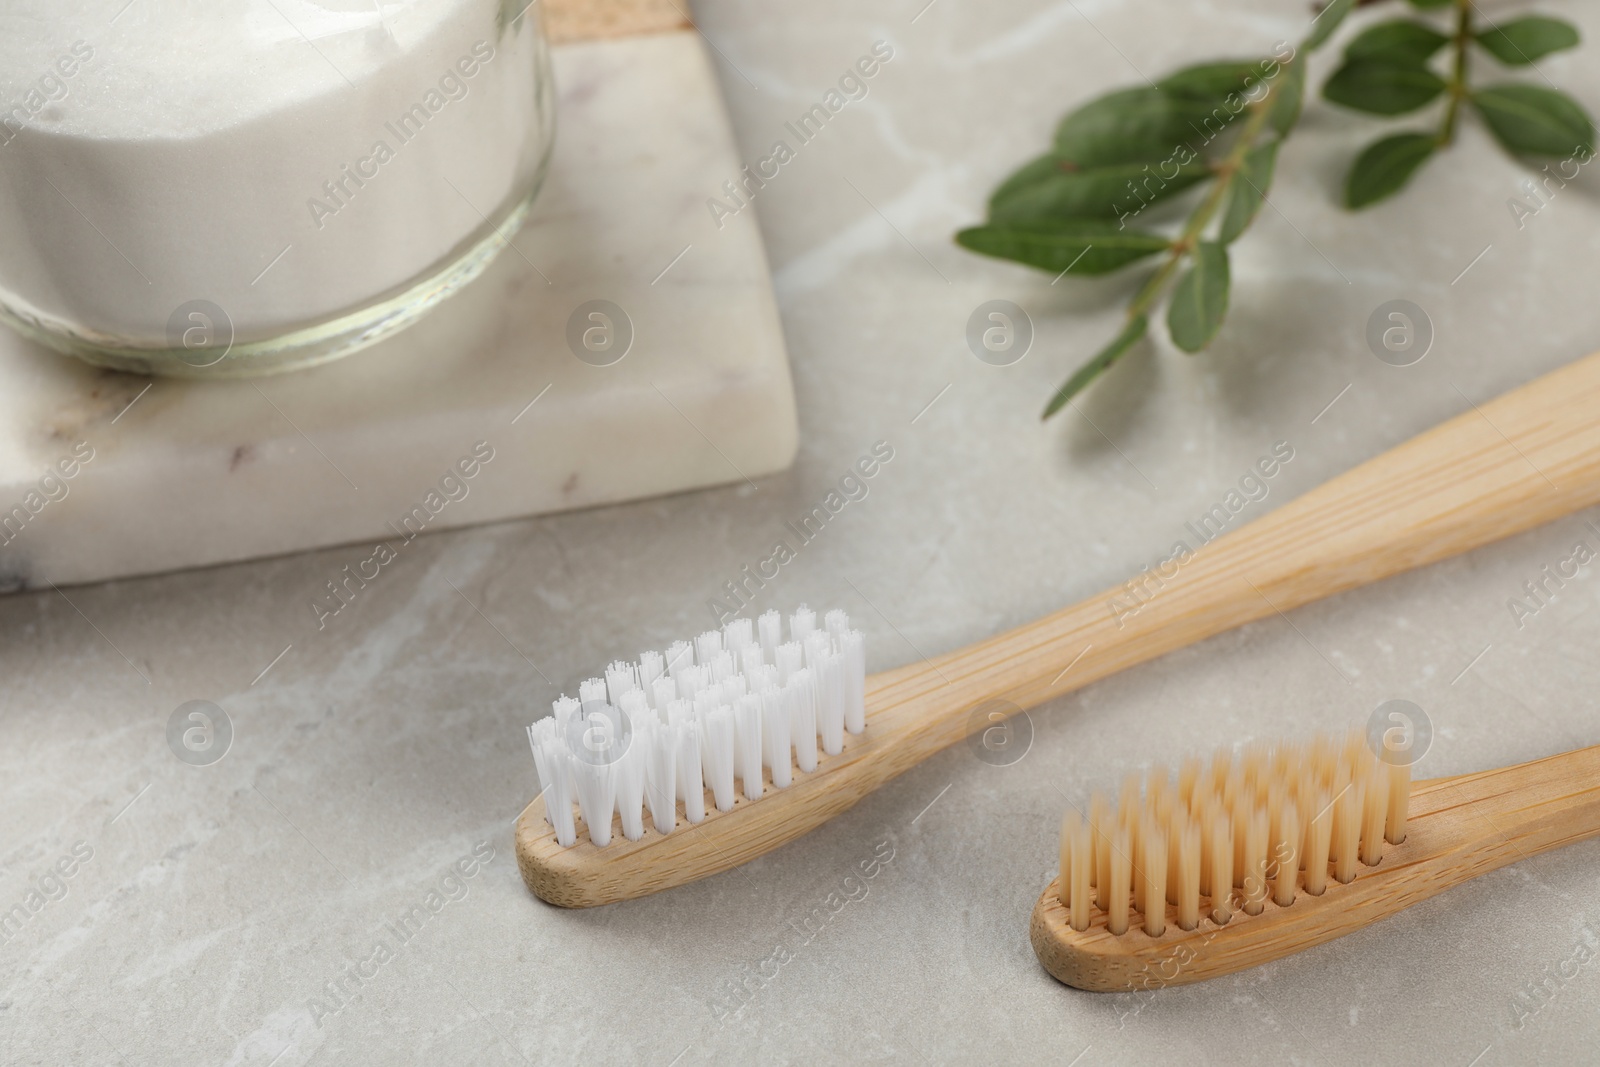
[0,0,551,347]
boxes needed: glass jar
[0,0,555,377]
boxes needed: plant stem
[1438,0,1472,146]
[1124,62,1289,319]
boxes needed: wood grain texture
[1031,745,1600,990]
[518,350,1600,907]
[542,0,690,44]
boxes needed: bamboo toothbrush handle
[1031,745,1600,991]
[1415,743,1600,874]
[872,350,1600,756]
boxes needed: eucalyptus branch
[954,0,1593,422]
[1126,69,1286,322]
[1437,0,1472,145]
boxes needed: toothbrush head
[519,606,867,906]
[1035,730,1413,990]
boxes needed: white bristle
[724,616,754,653]
[540,740,577,846]
[618,688,650,725]
[775,641,803,685]
[824,609,850,640]
[604,660,636,706]
[528,723,552,821]
[718,672,747,708]
[813,647,845,757]
[760,685,792,789]
[734,694,764,802]
[572,757,615,847]
[840,630,866,734]
[787,668,819,773]
[757,609,781,663]
[615,739,647,842]
[665,640,694,678]
[691,688,719,719]
[652,677,677,714]
[644,722,678,835]
[748,663,778,692]
[790,605,816,643]
[1056,731,1411,937]
[638,651,665,707]
[527,606,866,849]
[677,720,706,824]
[678,663,711,701]
[700,705,737,813]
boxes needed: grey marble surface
[6,0,1600,1064]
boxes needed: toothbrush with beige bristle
[1033,735,1600,990]
[518,351,1600,908]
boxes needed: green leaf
[1323,59,1447,115]
[1157,60,1265,101]
[1054,87,1238,166]
[1472,84,1596,156]
[1270,60,1307,137]
[1344,132,1437,208]
[1344,20,1450,65]
[1304,0,1355,52]
[989,161,1213,223]
[1219,142,1279,243]
[1476,16,1581,66]
[988,154,1070,207]
[1406,0,1452,8]
[1042,315,1148,419]
[1167,241,1230,352]
[956,221,1171,276]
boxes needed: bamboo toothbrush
[1033,735,1600,990]
[518,351,1600,908]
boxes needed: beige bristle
[1361,759,1389,866]
[1141,819,1167,937]
[1178,756,1202,805]
[1091,793,1112,908]
[1272,797,1300,907]
[1305,788,1333,896]
[1147,766,1170,808]
[1058,730,1408,939]
[1208,811,1233,925]
[1107,825,1131,936]
[1165,806,1183,905]
[1176,819,1201,930]
[1386,760,1411,843]
[1069,818,1091,931]
[1332,780,1365,884]
[1207,748,1232,793]
[1342,729,1367,768]
[1241,741,1269,791]
[1241,807,1269,915]
[1058,810,1078,908]
[1120,782,1143,912]
[1089,794,1108,888]
[1230,796,1249,887]
[1270,742,1293,783]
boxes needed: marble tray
[0,29,797,592]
